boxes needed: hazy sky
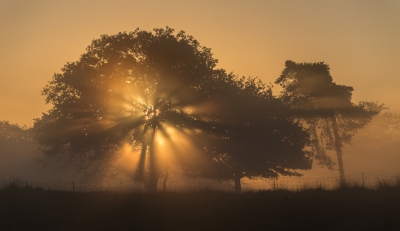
[1,0,399,126]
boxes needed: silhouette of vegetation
[1,183,399,230]
[275,61,378,184]
[0,121,32,144]
[0,121,41,180]
[183,71,313,193]
[33,28,315,193]
[0,120,35,158]
[33,27,223,192]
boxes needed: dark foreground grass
[0,185,399,231]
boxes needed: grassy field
[1,181,399,231]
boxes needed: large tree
[33,27,219,192]
[183,71,313,193]
[275,61,377,184]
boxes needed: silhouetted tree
[0,121,38,176]
[183,71,313,193]
[275,61,377,184]
[33,27,219,192]
[0,121,32,144]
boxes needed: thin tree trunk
[234,169,242,193]
[330,114,346,185]
[163,167,169,192]
[138,143,148,191]
[235,177,242,193]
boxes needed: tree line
[2,27,393,193]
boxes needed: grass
[0,180,399,231]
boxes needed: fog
[300,109,400,178]
[1,109,399,191]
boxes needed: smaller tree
[275,61,377,184]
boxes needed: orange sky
[1,0,399,126]
[0,0,399,180]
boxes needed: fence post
[73,181,75,192]
[273,178,276,191]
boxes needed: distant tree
[33,27,219,192]
[184,71,313,193]
[0,121,37,174]
[275,61,377,184]
[0,121,32,144]
[356,102,400,148]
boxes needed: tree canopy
[34,27,220,188]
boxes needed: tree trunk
[330,114,346,186]
[139,134,160,193]
[148,175,159,193]
[148,135,159,193]
[163,167,169,192]
[234,169,242,193]
[138,143,148,191]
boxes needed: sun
[142,103,160,121]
